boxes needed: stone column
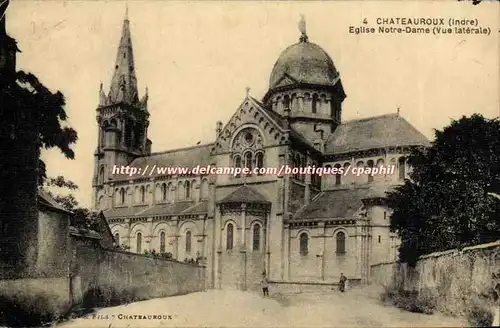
[283,223,290,280]
[240,204,247,290]
[304,153,311,205]
[298,95,305,112]
[265,211,271,277]
[321,222,326,280]
[121,119,127,148]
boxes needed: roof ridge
[341,113,398,125]
[147,142,214,157]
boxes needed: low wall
[269,279,361,295]
[96,249,205,301]
[0,276,70,317]
[370,240,500,316]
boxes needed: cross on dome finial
[299,14,308,42]
[397,106,400,116]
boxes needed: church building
[92,13,430,290]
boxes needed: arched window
[160,231,166,253]
[201,179,209,199]
[98,196,104,210]
[234,155,242,178]
[367,160,374,183]
[177,181,183,200]
[99,166,105,184]
[283,95,290,110]
[334,164,342,185]
[140,186,146,203]
[252,224,261,251]
[245,152,252,173]
[161,183,167,201]
[299,233,308,256]
[185,181,191,199]
[186,231,192,255]
[256,152,264,175]
[336,231,346,254]
[398,157,406,180]
[120,188,125,204]
[114,233,120,246]
[312,94,318,113]
[226,223,234,250]
[136,232,142,254]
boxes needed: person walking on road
[261,273,269,297]
[339,273,347,293]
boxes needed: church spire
[107,6,139,105]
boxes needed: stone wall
[1,220,205,323]
[96,249,205,301]
[370,240,500,316]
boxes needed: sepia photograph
[0,0,499,327]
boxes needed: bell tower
[92,8,151,210]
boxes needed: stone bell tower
[92,8,151,209]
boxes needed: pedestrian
[261,273,269,297]
[339,273,347,293]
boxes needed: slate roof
[269,42,339,89]
[116,143,214,180]
[325,114,430,154]
[38,190,72,214]
[294,187,389,220]
[103,201,208,218]
[217,185,270,204]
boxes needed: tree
[387,114,500,266]
[0,69,78,268]
[41,175,99,231]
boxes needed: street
[55,286,467,327]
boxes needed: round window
[244,132,254,144]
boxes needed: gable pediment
[211,97,288,155]
[272,74,299,89]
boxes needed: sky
[6,0,499,208]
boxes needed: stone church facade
[92,14,430,290]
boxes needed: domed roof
[269,40,339,90]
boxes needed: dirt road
[55,286,467,327]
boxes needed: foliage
[380,285,437,315]
[143,249,173,260]
[0,293,69,327]
[82,286,141,308]
[116,244,131,251]
[0,71,78,186]
[387,114,500,266]
[40,175,100,230]
[467,303,494,327]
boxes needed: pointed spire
[140,86,148,109]
[99,82,107,106]
[107,6,139,106]
[298,14,308,43]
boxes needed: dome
[269,41,339,90]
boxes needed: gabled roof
[293,187,387,220]
[118,143,214,180]
[102,200,208,219]
[217,185,270,205]
[38,190,72,214]
[325,114,430,154]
